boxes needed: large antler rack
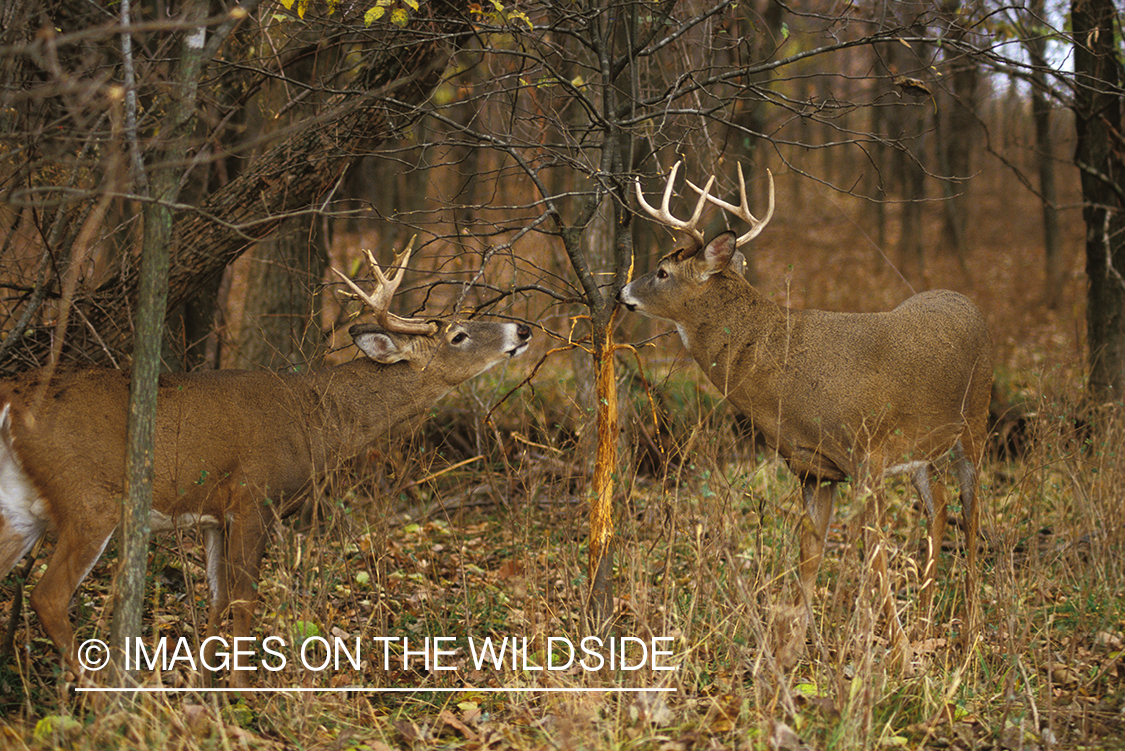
[332,236,439,336]
[635,160,775,248]
[634,161,715,247]
[686,161,775,248]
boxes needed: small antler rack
[635,160,775,248]
[332,236,438,336]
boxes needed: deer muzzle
[508,323,533,357]
[617,284,641,313]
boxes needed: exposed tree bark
[1072,0,1125,407]
[1032,84,1063,309]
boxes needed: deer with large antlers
[621,161,992,669]
[0,242,531,686]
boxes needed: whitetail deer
[0,242,531,686]
[622,161,992,669]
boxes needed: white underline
[77,686,677,694]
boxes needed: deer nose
[516,324,532,340]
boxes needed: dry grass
[3,176,1125,750]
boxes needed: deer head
[333,238,530,387]
[622,160,774,328]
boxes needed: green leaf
[292,620,321,643]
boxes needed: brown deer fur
[0,317,530,687]
[623,175,992,669]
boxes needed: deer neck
[680,278,788,379]
[293,359,453,461]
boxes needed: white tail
[0,243,531,686]
[624,161,992,670]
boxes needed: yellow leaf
[364,5,385,25]
[278,0,295,9]
[34,716,83,741]
[403,0,420,9]
[297,0,309,18]
[391,7,408,26]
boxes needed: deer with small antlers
[621,161,992,669]
[0,241,531,686]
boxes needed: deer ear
[730,250,747,277]
[699,231,738,278]
[352,328,407,364]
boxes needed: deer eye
[451,332,468,345]
[656,268,668,280]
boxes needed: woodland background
[0,0,1123,749]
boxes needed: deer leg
[0,518,44,582]
[862,484,913,673]
[201,526,229,685]
[953,438,980,641]
[911,464,948,634]
[221,510,268,689]
[29,520,115,678]
[0,517,45,662]
[777,480,835,668]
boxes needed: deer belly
[148,509,223,533]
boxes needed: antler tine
[688,163,775,247]
[332,236,438,336]
[634,160,712,246]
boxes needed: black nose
[517,324,532,340]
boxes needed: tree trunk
[110,0,207,686]
[1029,0,1063,309]
[936,0,979,264]
[234,217,328,370]
[1072,0,1125,407]
[898,142,927,283]
[587,322,618,632]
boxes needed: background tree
[1071,0,1125,406]
[1025,0,1064,309]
